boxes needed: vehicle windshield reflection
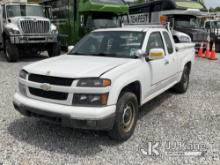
[69,31,145,59]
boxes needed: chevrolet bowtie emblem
[40,83,51,91]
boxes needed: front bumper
[10,34,57,44]
[13,93,116,130]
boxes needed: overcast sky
[204,0,220,8]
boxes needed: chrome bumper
[10,35,57,44]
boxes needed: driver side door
[145,31,171,95]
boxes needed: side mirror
[135,49,145,58]
[68,45,74,53]
[149,48,165,60]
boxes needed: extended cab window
[146,32,165,55]
[163,32,174,54]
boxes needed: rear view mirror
[68,45,74,53]
[149,48,165,60]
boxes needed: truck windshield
[91,0,125,5]
[175,16,200,29]
[85,14,120,29]
[70,31,145,59]
[93,18,119,29]
[213,21,220,28]
[6,5,44,18]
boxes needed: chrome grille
[20,20,50,34]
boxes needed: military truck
[0,0,60,62]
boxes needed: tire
[172,66,190,93]
[4,39,19,62]
[109,92,138,141]
[48,42,61,57]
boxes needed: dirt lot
[0,52,220,165]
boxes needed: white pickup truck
[13,25,195,141]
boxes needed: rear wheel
[109,92,138,141]
[172,66,190,93]
[4,39,19,62]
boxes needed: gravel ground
[0,52,220,165]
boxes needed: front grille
[20,20,50,34]
[192,32,208,42]
[29,87,68,100]
[28,74,74,86]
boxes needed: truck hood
[175,27,208,42]
[175,27,206,33]
[8,16,49,24]
[23,55,133,78]
[7,16,49,28]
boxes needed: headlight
[19,70,28,79]
[51,29,58,35]
[179,36,191,43]
[72,93,108,106]
[77,78,111,87]
[8,28,20,35]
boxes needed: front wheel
[4,39,19,62]
[109,92,138,141]
[172,66,190,93]
[47,42,61,57]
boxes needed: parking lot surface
[0,53,220,165]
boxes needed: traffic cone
[198,42,203,57]
[205,41,211,58]
[210,42,217,60]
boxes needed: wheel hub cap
[122,103,135,132]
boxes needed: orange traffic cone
[210,42,217,60]
[198,42,204,57]
[205,41,211,58]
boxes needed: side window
[163,31,174,54]
[152,4,161,12]
[3,5,6,20]
[146,32,165,55]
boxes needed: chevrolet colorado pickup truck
[13,25,195,141]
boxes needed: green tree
[209,6,220,12]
